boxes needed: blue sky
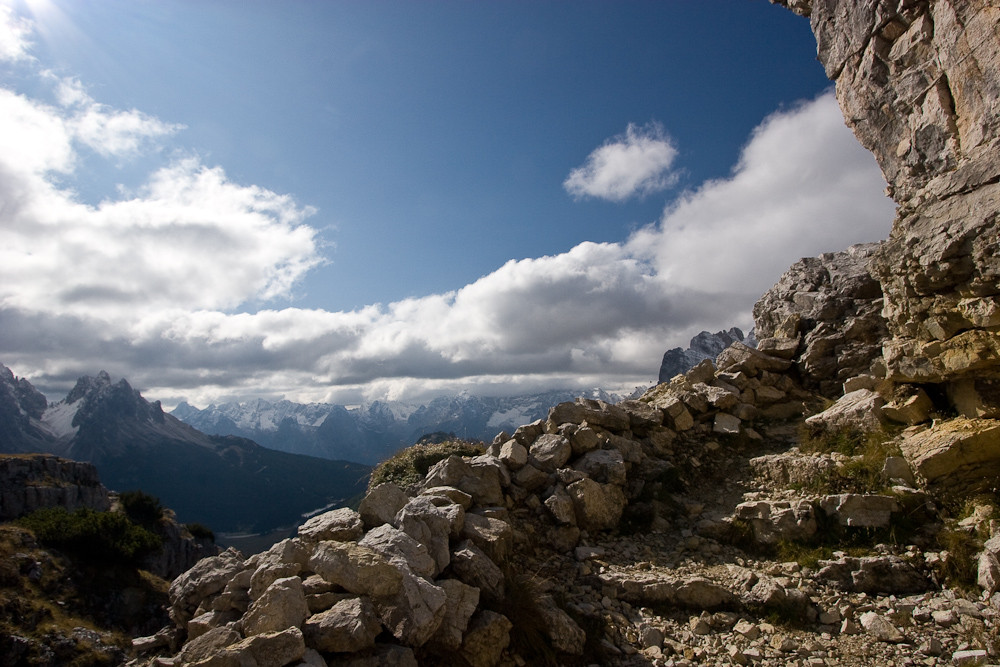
[0,0,896,407]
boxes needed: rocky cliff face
[658,328,750,384]
[0,454,110,521]
[754,242,889,396]
[776,0,1000,417]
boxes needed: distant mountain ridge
[173,388,623,464]
[0,364,370,535]
[658,327,755,383]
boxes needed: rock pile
[132,1,1000,665]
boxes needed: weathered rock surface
[753,243,889,397]
[659,328,750,383]
[0,454,110,520]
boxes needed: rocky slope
[126,1,1000,666]
[778,0,1000,418]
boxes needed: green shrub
[118,490,165,531]
[185,522,215,542]
[368,439,485,492]
[18,507,162,565]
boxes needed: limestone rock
[658,328,748,383]
[804,389,886,432]
[816,556,930,595]
[449,540,505,600]
[460,611,512,667]
[297,507,364,542]
[374,569,447,647]
[422,455,504,507]
[819,494,899,528]
[0,455,111,521]
[537,594,586,655]
[302,596,381,653]
[169,548,247,627]
[395,495,465,575]
[859,611,904,643]
[358,524,437,580]
[548,398,630,433]
[359,483,410,529]
[430,579,480,650]
[567,477,627,533]
[899,418,1000,497]
[308,541,403,598]
[573,448,626,486]
[734,499,817,544]
[202,627,306,667]
[242,576,308,637]
[528,434,572,473]
[753,244,888,397]
[461,512,513,563]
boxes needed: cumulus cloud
[564,121,679,202]
[0,6,896,408]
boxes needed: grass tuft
[368,438,485,492]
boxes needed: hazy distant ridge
[173,388,624,465]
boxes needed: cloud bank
[563,122,679,202]
[0,12,896,408]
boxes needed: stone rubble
[131,1,1000,665]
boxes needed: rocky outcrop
[0,454,110,520]
[775,0,1000,417]
[753,243,889,397]
[658,328,752,384]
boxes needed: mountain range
[171,388,626,465]
[0,364,370,536]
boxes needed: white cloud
[564,121,679,202]
[0,3,896,409]
[0,5,34,63]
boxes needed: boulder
[537,594,586,655]
[374,569,447,647]
[214,628,306,667]
[899,418,1000,496]
[359,483,410,529]
[461,513,513,563]
[308,541,403,598]
[859,612,904,643]
[460,611,512,667]
[567,477,627,532]
[429,579,480,650]
[816,556,930,595]
[449,540,505,600]
[302,597,381,653]
[528,434,572,473]
[548,399,630,433]
[422,455,504,507]
[242,576,308,637]
[297,507,364,542]
[498,439,528,470]
[572,448,626,486]
[734,499,817,544]
[818,494,899,528]
[358,524,437,580]
[395,495,465,574]
[168,548,247,627]
[804,389,886,431]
